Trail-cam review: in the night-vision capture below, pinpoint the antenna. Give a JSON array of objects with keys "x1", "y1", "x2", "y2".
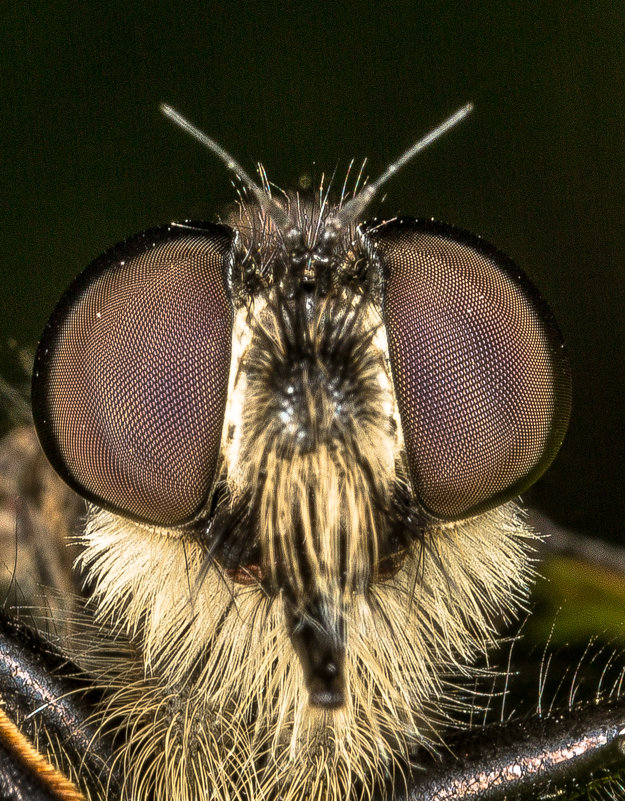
[
  {"x1": 160, "y1": 103, "x2": 303, "y2": 248},
  {"x1": 325, "y1": 102, "x2": 474, "y2": 236},
  {"x1": 160, "y1": 101, "x2": 474, "y2": 263}
]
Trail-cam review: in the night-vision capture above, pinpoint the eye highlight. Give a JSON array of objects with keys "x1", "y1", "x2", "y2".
[
  {"x1": 32, "y1": 222, "x2": 235, "y2": 526},
  {"x1": 367, "y1": 217, "x2": 571, "y2": 520}
]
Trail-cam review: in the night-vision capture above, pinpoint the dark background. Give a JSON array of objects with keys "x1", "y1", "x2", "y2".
[{"x1": 2, "y1": 1, "x2": 624, "y2": 547}]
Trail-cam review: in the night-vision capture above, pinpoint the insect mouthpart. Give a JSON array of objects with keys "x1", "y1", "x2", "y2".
[{"x1": 285, "y1": 596, "x2": 347, "y2": 709}]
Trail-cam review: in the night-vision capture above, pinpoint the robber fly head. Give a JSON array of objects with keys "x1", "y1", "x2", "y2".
[{"x1": 31, "y1": 106, "x2": 571, "y2": 801}]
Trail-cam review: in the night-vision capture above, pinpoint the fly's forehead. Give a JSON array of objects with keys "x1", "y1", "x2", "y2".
[
  {"x1": 222, "y1": 192, "x2": 400, "y2": 599},
  {"x1": 223, "y1": 190, "x2": 365, "y2": 299}
]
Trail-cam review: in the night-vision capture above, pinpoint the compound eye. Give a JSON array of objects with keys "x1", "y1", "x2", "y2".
[
  {"x1": 365, "y1": 218, "x2": 571, "y2": 521},
  {"x1": 32, "y1": 223, "x2": 235, "y2": 527}
]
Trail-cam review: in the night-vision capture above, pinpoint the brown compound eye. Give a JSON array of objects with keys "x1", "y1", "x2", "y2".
[
  {"x1": 32, "y1": 222, "x2": 235, "y2": 527},
  {"x1": 364, "y1": 217, "x2": 572, "y2": 521}
]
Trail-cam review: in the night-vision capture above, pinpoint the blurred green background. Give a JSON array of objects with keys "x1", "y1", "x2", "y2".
[{"x1": 2, "y1": 1, "x2": 624, "y2": 556}]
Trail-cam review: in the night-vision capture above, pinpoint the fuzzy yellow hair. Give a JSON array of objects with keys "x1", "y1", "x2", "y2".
[{"x1": 73, "y1": 265, "x2": 538, "y2": 801}]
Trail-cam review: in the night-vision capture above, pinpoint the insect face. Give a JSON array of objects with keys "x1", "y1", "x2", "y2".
[{"x1": 30, "y1": 108, "x2": 571, "y2": 801}]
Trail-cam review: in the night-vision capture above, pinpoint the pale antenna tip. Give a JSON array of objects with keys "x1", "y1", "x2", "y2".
[{"x1": 159, "y1": 102, "x2": 176, "y2": 120}]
